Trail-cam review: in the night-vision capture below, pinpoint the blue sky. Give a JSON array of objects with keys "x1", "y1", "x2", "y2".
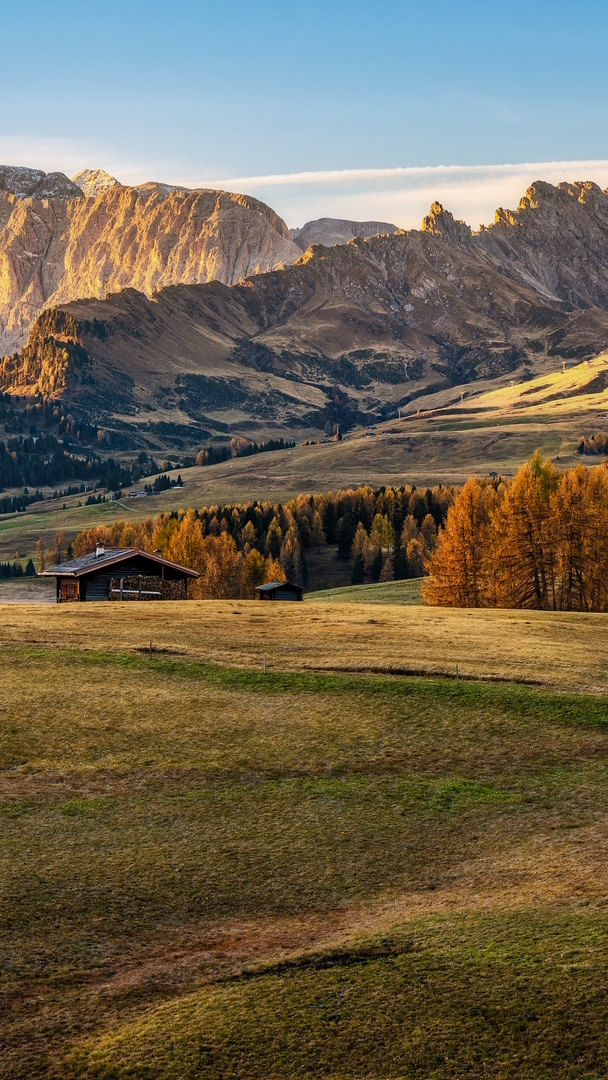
[{"x1": 4, "y1": 0, "x2": 608, "y2": 226}]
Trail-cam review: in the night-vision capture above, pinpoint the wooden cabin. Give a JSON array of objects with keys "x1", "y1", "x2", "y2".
[
  {"x1": 255, "y1": 580, "x2": 304, "y2": 602},
  {"x1": 40, "y1": 545, "x2": 199, "y2": 602}
]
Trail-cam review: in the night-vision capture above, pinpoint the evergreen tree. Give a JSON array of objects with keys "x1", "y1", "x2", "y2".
[
  {"x1": 351, "y1": 554, "x2": 365, "y2": 584},
  {"x1": 370, "y1": 547, "x2": 384, "y2": 582},
  {"x1": 337, "y1": 511, "x2": 355, "y2": 559}
]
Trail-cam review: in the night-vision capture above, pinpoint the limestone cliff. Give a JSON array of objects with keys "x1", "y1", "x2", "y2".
[
  {"x1": 475, "y1": 180, "x2": 608, "y2": 309},
  {"x1": 8, "y1": 176, "x2": 608, "y2": 451},
  {"x1": 0, "y1": 168, "x2": 301, "y2": 353},
  {"x1": 0, "y1": 166, "x2": 83, "y2": 199},
  {"x1": 0, "y1": 164, "x2": 427, "y2": 357},
  {"x1": 71, "y1": 169, "x2": 120, "y2": 198},
  {"x1": 421, "y1": 202, "x2": 472, "y2": 248}
]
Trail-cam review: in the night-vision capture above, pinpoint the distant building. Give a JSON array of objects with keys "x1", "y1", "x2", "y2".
[
  {"x1": 40, "y1": 545, "x2": 199, "y2": 602},
  {"x1": 255, "y1": 580, "x2": 304, "y2": 602}
]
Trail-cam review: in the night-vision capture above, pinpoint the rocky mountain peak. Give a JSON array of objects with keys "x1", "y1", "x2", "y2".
[
  {"x1": 72, "y1": 169, "x2": 120, "y2": 199},
  {"x1": 421, "y1": 201, "x2": 472, "y2": 245},
  {"x1": 495, "y1": 180, "x2": 606, "y2": 223},
  {"x1": 35, "y1": 172, "x2": 84, "y2": 199},
  {"x1": 558, "y1": 179, "x2": 605, "y2": 206},
  {"x1": 0, "y1": 165, "x2": 45, "y2": 197},
  {"x1": 0, "y1": 173, "x2": 301, "y2": 354},
  {"x1": 493, "y1": 206, "x2": 520, "y2": 227},
  {"x1": 0, "y1": 165, "x2": 83, "y2": 200}
]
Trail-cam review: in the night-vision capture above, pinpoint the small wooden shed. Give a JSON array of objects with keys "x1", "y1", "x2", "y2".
[
  {"x1": 40, "y1": 544, "x2": 199, "y2": 602},
  {"x1": 255, "y1": 580, "x2": 304, "y2": 602}
]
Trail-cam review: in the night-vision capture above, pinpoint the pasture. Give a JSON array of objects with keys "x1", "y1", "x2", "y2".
[{"x1": 2, "y1": 601, "x2": 608, "y2": 1078}]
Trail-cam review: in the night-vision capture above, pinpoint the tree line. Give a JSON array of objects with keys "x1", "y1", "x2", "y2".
[
  {"x1": 0, "y1": 433, "x2": 172, "y2": 496},
  {"x1": 194, "y1": 436, "x2": 296, "y2": 467},
  {"x1": 0, "y1": 558, "x2": 35, "y2": 578},
  {"x1": 69, "y1": 483, "x2": 453, "y2": 598},
  {"x1": 424, "y1": 453, "x2": 608, "y2": 611}
]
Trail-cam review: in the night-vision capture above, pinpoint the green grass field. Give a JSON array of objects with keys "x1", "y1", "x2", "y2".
[
  {"x1": 2, "y1": 602, "x2": 608, "y2": 1077},
  {"x1": 307, "y1": 578, "x2": 422, "y2": 604}
]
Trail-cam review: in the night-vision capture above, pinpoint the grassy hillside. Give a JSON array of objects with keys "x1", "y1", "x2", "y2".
[
  {"x1": 0, "y1": 400, "x2": 594, "y2": 569},
  {"x1": 2, "y1": 352, "x2": 608, "y2": 574},
  {"x1": 449, "y1": 352, "x2": 608, "y2": 418},
  {"x1": 2, "y1": 602, "x2": 608, "y2": 1077},
  {"x1": 307, "y1": 578, "x2": 422, "y2": 604}
]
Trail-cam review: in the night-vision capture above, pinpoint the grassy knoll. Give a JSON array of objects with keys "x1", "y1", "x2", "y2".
[
  {"x1": 1, "y1": 603, "x2": 608, "y2": 1077},
  {"x1": 307, "y1": 578, "x2": 422, "y2": 604}
]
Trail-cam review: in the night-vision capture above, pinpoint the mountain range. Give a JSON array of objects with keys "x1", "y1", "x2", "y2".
[
  {"x1": 0, "y1": 165, "x2": 399, "y2": 358},
  {"x1": 3, "y1": 170, "x2": 608, "y2": 451}
]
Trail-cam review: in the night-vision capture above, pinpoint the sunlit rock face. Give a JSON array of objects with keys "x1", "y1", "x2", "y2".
[
  {"x1": 0, "y1": 169, "x2": 302, "y2": 354},
  {"x1": 421, "y1": 202, "x2": 472, "y2": 248},
  {"x1": 0, "y1": 167, "x2": 412, "y2": 355},
  {"x1": 12, "y1": 178, "x2": 608, "y2": 451},
  {"x1": 71, "y1": 169, "x2": 120, "y2": 199},
  {"x1": 421, "y1": 181, "x2": 608, "y2": 308},
  {"x1": 474, "y1": 181, "x2": 608, "y2": 309},
  {"x1": 8, "y1": 174, "x2": 608, "y2": 451}
]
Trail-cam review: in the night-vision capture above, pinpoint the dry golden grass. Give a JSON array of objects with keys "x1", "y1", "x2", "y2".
[
  {"x1": 0, "y1": 599, "x2": 606, "y2": 692},
  {"x1": 450, "y1": 352, "x2": 608, "y2": 418}
]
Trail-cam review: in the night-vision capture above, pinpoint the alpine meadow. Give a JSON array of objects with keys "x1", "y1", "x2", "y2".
[{"x1": 4, "y1": 2, "x2": 608, "y2": 1077}]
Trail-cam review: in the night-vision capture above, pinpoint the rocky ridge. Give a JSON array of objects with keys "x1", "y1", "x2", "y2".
[
  {"x1": 0, "y1": 166, "x2": 407, "y2": 355},
  {"x1": 0, "y1": 173, "x2": 301, "y2": 354},
  {"x1": 71, "y1": 168, "x2": 120, "y2": 199},
  {"x1": 0, "y1": 165, "x2": 83, "y2": 200},
  {"x1": 9, "y1": 179, "x2": 608, "y2": 450}
]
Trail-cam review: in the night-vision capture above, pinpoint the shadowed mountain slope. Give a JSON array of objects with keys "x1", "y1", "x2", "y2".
[{"x1": 289, "y1": 217, "x2": 399, "y2": 249}]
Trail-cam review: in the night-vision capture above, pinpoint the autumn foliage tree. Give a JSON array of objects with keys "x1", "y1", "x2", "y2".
[
  {"x1": 424, "y1": 455, "x2": 608, "y2": 611},
  {"x1": 422, "y1": 478, "x2": 500, "y2": 607},
  {"x1": 67, "y1": 482, "x2": 454, "y2": 599}
]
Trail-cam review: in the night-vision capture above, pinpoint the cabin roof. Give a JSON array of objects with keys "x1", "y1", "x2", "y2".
[
  {"x1": 40, "y1": 548, "x2": 200, "y2": 579},
  {"x1": 255, "y1": 580, "x2": 303, "y2": 592}
]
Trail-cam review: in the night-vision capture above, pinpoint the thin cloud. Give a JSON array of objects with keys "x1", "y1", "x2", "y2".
[
  {"x1": 180, "y1": 160, "x2": 608, "y2": 229},
  {"x1": 187, "y1": 161, "x2": 608, "y2": 190}
]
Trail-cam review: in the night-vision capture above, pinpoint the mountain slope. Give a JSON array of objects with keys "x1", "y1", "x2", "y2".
[
  {"x1": 289, "y1": 217, "x2": 399, "y2": 249},
  {"x1": 0, "y1": 167, "x2": 408, "y2": 357},
  {"x1": 71, "y1": 168, "x2": 120, "y2": 198},
  {"x1": 0, "y1": 170, "x2": 301, "y2": 355},
  {"x1": 9, "y1": 179, "x2": 608, "y2": 451},
  {"x1": 423, "y1": 180, "x2": 608, "y2": 311}
]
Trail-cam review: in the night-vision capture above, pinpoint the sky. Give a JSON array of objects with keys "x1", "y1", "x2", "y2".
[{"x1": 3, "y1": 0, "x2": 608, "y2": 228}]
